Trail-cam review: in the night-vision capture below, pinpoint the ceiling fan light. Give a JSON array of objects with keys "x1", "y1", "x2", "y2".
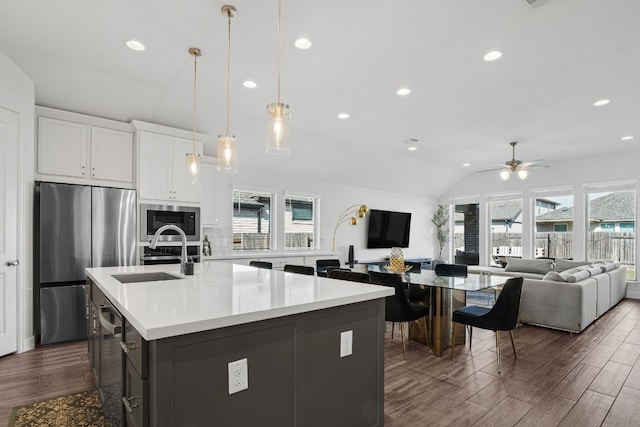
[
  {"x1": 517, "y1": 169, "x2": 528, "y2": 179},
  {"x1": 500, "y1": 170, "x2": 510, "y2": 180}
]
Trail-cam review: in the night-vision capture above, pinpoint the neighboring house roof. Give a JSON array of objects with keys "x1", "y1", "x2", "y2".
[
  {"x1": 536, "y1": 191, "x2": 635, "y2": 223},
  {"x1": 491, "y1": 200, "x2": 522, "y2": 223}
]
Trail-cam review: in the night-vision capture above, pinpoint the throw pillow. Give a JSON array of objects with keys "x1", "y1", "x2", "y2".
[
  {"x1": 566, "y1": 269, "x2": 591, "y2": 283},
  {"x1": 586, "y1": 266, "x2": 604, "y2": 277},
  {"x1": 554, "y1": 258, "x2": 592, "y2": 272},
  {"x1": 543, "y1": 271, "x2": 566, "y2": 282},
  {"x1": 505, "y1": 258, "x2": 554, "y2": 275}
]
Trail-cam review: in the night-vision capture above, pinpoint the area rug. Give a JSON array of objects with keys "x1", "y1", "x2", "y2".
[{"x1": 8, "y1": 389, "x2": 105, "y2": 427}]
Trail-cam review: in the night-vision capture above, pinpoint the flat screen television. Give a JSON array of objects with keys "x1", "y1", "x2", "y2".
[{"x1": 366, "y1": 209, "x2": 411, "y2": 248}]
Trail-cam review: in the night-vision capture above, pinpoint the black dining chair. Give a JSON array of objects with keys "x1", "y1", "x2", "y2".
[
  {"x1": 369, "y1": 271, "x2": 429, "y2": 359},
  {"x1": 249, "y1": 260, "x2": 273, "y2": 270},
  {"x1": 450, "y1": 276, "x2": 524, "y2": 373},
  {"x1": 283, "y1": 264, "x2": 315, "y2": 276},
  {"x1": 434, "y1": 263, "x2": 468, "y2": 277},
  {"x1": 328, "y1": 269, "x2": 370, "y2": 283},
  {"x1": 315, "y1": 259, "x2": 341, "y2": 277},
  {"x1": 405, "y1": 261, "x2": 422, "y2": 273}
]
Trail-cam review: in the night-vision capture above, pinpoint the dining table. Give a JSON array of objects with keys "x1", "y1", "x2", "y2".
[{"x1": 351, "y1": 264, "x2": 506, "y2": 356}]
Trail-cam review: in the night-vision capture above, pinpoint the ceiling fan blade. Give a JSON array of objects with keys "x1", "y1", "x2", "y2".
[
  {"x1": 521, "y1": 164, "x2": 550, "y2": 170},
  {"x1": 519, "y1": 159, "x2": 546, "y2": 167},
  {"x1": 477, "y1": 167, "x2": 507, "y2": 173}
]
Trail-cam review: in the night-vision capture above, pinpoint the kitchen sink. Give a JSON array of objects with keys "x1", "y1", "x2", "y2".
[{"x1": 112, "y1": 272, "x2": 183, "y2": 284}]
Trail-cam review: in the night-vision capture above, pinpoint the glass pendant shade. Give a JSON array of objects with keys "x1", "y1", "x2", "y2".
[
  {"x1": 217, "y1": 134, "x2": 238, "y2": 173},
  {"x1": 266, "y1": 102, "x2": 291, "y2": 154},
  {"x1": 517, "y1": 169, "x2": 528, "y2": 180},
  {"x1": 186, "y1": 152, "x2": 201, "y2": 182},
  {"x1": 500, "y1": 170, "x2": 510, "y2": 180}
]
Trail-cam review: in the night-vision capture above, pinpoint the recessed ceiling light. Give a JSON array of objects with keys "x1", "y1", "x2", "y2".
[
  {"x1": 408, "y1": 146, "x2": 417, "y2": 151},
  {"x1": 462, "y1": 163, "x2": 471, "y2": 167},
  {"x1": 483, "y1": 50, "x2": 502, "y2": 61},
  {"x1": 126, "y1": 40, "x2": 145, "y2": 51},
  {"x1": 396, "y1": 88, "x2": 411, "y2": 96},
  {"x1": 294, "y1": 38, "x2": 312, "y2": 49},
  {"x1": 242, "y1": 80, "x2": 257, "y2": 89},
  {"x1": 593, "y1": 99, "x2": 610, "y2": 106},
  {"x1": 621, "y1": 135, "x2": 634, "y2": 141},
  {"x1": 337, "y1": 113, "x2": 349, "y2": 119}
]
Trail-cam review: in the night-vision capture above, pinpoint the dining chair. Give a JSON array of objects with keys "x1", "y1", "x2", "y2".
[
  {"x1": 369, "y1": 271, "x2": 429, "y2": 359},
  {"x1": 405, "y1": 261, "x2": 422, "y2": 273},
  {"x1": 283, "y1": 264, "x2": 315, "y2": 275},
  {"x1": 316, "y1": 259, "x2": 341, "y2": 277},
  {"x1": 434, "y1": 263, "x2": 468, "y2": 277},
  {"x1": 328, "y1": 269, "x2": 370, "y2": 283},
  {"x1": 449, "y1": 276, "x2": 524, "y2": 373},
  {"x1": 249, "y1": 260, "x2": 273, "y2": 270}
]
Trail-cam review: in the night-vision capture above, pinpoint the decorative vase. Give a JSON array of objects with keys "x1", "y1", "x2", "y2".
[{"x1": 389, "y1": 247, "x2": 405, "y2": 272}]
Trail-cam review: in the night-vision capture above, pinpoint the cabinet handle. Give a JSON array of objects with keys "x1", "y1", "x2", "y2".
[
  {"x1": 122, "y1": 396, "x2": 140, "y2": 413},
  {"x1": 120, "y1": 340, "x2": 139, "y2": 354}
]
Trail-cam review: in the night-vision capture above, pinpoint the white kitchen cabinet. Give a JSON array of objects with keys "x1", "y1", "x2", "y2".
[
  {"x1": 37, "y1": 117, "x2": 88, "y2": 178},
  {"x1": 90, "y1": 127, "x2": 133, "y2": 182},
  {"x1": 37, "y1": 112, "x2": 133, "y2": 185},
  {"x1": 138, "y1": 131, "x2": 202, "y2": 203}
]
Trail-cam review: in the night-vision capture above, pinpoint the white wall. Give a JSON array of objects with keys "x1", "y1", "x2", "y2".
[
  {"x1": 440, "y1": 147, "x2": 640, "y2": 296},
  {"x1": 210, "y1": 162, "x2": 439, "y2": 263},
  {"x1": 0, "y1": 49, "x2": 35, "y2": 352}
]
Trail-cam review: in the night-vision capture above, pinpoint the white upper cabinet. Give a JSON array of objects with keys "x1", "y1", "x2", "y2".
[
  {"x1": 36, "y1": 108, "x2": 134, "y2": 186},
  {"x1": 138, "y1": 131, "x2": 202, "y2": 203},
  {"x1": 37, "y1": 117, "x2": 88, "y2": 178},
  {"x1": 90, "y1": 127, "x2": 133, "y2": 182}
]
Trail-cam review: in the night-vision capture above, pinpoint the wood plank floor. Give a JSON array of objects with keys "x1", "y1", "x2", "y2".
[
  {"x1": 384, "y1": 298, "x2": 640, "y2": 426},
  {"x1": 1, "y1": 299, "x2": 639, "y2": 426}
]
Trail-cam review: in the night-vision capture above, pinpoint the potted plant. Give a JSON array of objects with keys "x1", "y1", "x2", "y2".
[{"x1": 431, "y1": 204, "x2": 449, "y2": 264}]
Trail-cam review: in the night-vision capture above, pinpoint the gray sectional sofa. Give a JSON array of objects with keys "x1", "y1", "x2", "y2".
[{"x1": 468, "y1": 258, "x2": 627, "y2": 333}]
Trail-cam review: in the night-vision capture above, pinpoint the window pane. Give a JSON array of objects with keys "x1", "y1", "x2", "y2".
[
  {"x1": 587, "y1": 190, "x2": 636, "y2": 280},
  {"x1": 285, "y1": 194, "x2": 316, "y2": 249},
  {"x1": 534, "y1": 195, "x2": 573, "y2": 259},
  {"x1": 233, "y1": 189, "x2": 273, "y2": 251},
  {"x1": 490, "y1": 198, "x2": 522, "y2": 266}
]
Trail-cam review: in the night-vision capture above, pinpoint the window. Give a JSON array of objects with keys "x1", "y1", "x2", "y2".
[
  {"x1": 534, "y1": 193, "x2": 573, "y2": 259},
  {"x1": 587, "y1": 188, "x2": 636, "y2": 280},
  {"x1": 285, "y1": 194, "x2": 317, "y2": 249},
  {"x1": 232, "y1": 189, "x2": 274, "y2": 251},
  {"x1": 489, "y1": 198, "x2": 523, "y2": 266}
]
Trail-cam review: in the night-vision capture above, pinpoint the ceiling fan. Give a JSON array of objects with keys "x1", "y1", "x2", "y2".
[{"x1": 482, "y1": 141, "x2": 549, "y2": 180}]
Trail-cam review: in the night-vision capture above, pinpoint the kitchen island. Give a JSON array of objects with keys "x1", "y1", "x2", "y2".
[{"x1": 86, "y1": 262, "x2": 393, "y2": 427}]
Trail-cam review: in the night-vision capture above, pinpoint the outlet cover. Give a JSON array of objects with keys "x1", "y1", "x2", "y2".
[
  {"x1": 228, "y1": 358, "x2": 248, "y2": 394},
  {"x1": 340, "y1": 330, "x2": 353, "y2": 358}
]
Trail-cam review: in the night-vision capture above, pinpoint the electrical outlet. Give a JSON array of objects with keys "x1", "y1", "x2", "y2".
[
  {"x1": 228, "y1": 358, "x2": 248, "y2": 394},
  {"x1": 340, "y1": 330, "x2": 353, "y2": 358}
]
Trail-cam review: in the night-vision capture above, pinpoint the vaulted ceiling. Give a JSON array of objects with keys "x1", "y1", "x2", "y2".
[{"x1": 1, "y1": 0, "x2": 639, "y2": 197}]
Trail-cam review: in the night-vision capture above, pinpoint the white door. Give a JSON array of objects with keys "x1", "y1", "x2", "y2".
[{"x1": 0, "y1": 107, "x2": 18, "y2": 356}]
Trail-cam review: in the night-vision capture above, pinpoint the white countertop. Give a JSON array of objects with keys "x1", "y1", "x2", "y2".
[{"x1": 85, "y1": 262, "x2": 393, "y2": 341}]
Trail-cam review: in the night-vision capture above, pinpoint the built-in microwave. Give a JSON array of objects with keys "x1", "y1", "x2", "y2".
[{"x1": 140, "y1": 204, "x2": 200, "y2": 242}]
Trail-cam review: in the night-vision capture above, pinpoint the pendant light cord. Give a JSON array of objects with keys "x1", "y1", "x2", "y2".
[
  {"x1": 226, "y1": 9, "x2": 232, "y2": 136},
  {"x1": 192, "y1": 52, "x2": 198, "y2": 153},
  {"x1": 276, "y1": 0, "x2": 281, "y2": 106}
]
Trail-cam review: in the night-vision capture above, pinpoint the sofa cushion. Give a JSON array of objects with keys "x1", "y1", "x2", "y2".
[
  {"x1": 505, "y1": 258, "x2": 554, "y2": 275},
  {"x1": 554, "y1": 259, "x2": 592, "y2": 272}
]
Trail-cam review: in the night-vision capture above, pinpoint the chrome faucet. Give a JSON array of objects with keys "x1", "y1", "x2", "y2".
[{"x1": 150, "y1": 225, "x2": 188, "y2": 275}]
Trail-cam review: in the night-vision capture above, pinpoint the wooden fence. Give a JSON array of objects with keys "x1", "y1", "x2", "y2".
[{"x1": 455, "y1": 232, "x2": 635, "y2": 265}]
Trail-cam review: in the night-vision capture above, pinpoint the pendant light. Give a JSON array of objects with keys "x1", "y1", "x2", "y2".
[
  {"x1": 266, "y1": 0, "x2": 291, "y2": 155},
  {"x1": 186, "y1": 47, "x2": 202, "y2": 182},
  {"x1": 217, "y1": 5, "x2": 238, "y2": 173}
]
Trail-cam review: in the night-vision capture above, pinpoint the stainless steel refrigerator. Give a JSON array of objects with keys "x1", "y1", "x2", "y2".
[{"x1": 34, "y1": 182, "x2": 136, "y2": 345}]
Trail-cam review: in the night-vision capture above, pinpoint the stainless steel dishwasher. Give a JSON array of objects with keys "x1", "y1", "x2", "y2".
[{"x1": 98, "y1": 299, "x2": 123, "y2": 427}]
